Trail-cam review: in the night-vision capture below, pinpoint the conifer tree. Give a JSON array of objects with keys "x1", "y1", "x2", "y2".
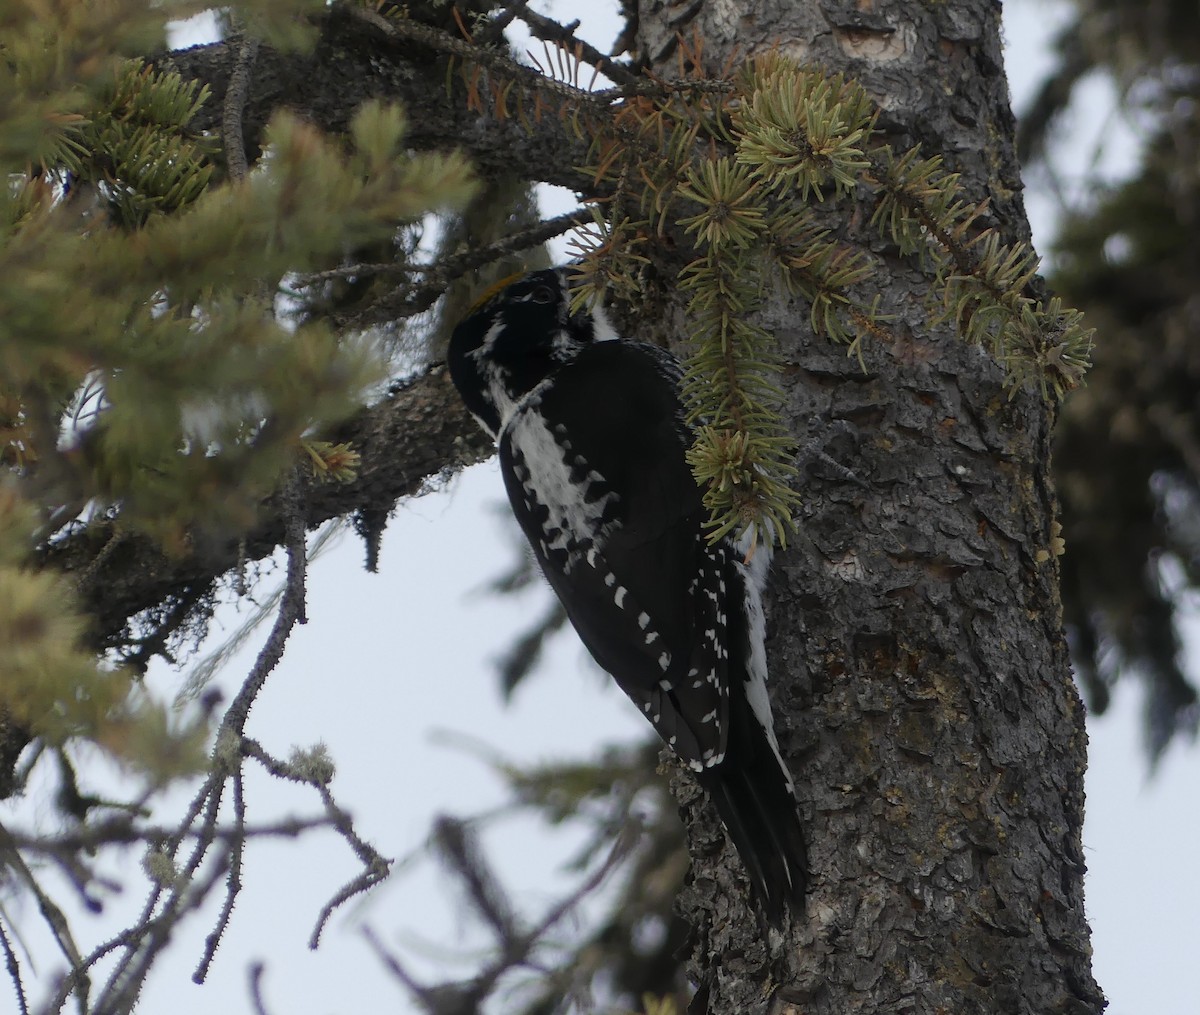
[
  {"x1": 1, "y1": 3, "x2": 1108, "y2": 1014},
  {"x1": 1021, "y1": 0, "x2": 1200, "y2": 760}
]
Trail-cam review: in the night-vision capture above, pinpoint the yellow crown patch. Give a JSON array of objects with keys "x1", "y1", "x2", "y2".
[{"x1": 466, "y1": 272, "x2": 527, "y2": 315}]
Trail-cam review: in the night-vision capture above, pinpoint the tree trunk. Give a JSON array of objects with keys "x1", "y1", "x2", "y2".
[{"x1": 632, "y1": 2, "x2": 1106, "y2": 1012}]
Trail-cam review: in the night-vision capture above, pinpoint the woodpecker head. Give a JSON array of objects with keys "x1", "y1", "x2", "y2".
[{"x1": 448, "y1": 268, "x2": 617, "y2": 437}]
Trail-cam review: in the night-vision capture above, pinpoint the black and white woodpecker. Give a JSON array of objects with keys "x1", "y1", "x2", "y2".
[{"x1": 447, "y1": 267, "x2": 806, "y2": 923}]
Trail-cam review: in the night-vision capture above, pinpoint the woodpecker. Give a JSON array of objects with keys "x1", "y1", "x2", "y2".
[{"x1": 447, "y1": 268, "x2": 806, "y2": 922}]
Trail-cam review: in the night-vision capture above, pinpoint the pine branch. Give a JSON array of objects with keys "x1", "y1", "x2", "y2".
[{"x1": 41, "y1": 366, "x2": 492, "y2": 654}]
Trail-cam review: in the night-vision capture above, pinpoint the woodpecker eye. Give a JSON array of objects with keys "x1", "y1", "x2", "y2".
[{"x1": 529, "y1": 285, "x2": 555, "y2": 305}]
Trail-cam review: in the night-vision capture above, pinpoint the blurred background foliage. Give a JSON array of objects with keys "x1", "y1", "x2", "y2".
[{"x1": 1020, "y1": 0, "x2": 1200, "y2": 760}]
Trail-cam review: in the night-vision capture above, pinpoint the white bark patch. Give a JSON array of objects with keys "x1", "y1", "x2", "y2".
[
  {"x1": 834, "y1": 23, "x2": 912, "y2": 64},
  {"x1": 829, "y1": 550, "x2": 867, "y2": 582}
]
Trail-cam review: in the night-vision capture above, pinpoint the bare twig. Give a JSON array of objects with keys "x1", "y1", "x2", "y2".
[
  {"x1": 221, "y1": 470, "x2": 310, "y2": 737},
  {"x1": 433, "y1": 816, "x2": 518, "y2": 943},
  {"x1": 248, "y1": 962, "x2": 273, "y2": 1015},
  {"x1": 0, "y1": 915, "x2": 30, "y2": 1015},
  {"x1": 235, "y1": 736, "x2": 392, "y2": 950},
  {"x1": 6, "y1": 816, "x2": 335, "y2": 854},
  {"x1": 292, "y1": 209, "x2": 586, "y2": 330},
  {"x1": 193, "y1": 768, "x2": 246, "y2": 984},
  {"x1": 82, "y1": 785, "x2": 225, "y2": 1011},
  {"x1": 350, "y1": 4, "x2": 727, "y2": 105},
  {"x1": 516, "y1": 6, "x2": 642, "y2": 88},
  {"x1": 307, "y1": 777, "x2": 391, "y2": 948},
  {"x1": 84, "y1": 851, "x2": 233, "y2": 1015},
  {"x1": 360, "y1": 926, "x2": 427, "y2": 998},
  {"x1": 45, "y1": 472, "x2": 318, "y2": 1013},
  {"x1": 475, "y1": 0, "x2": 532, "y2": 47},
  {"x1": 348, "y1": 6, "x2": 603, "y2": 107},
  {"x1": 298, "y1": 210, "x2": 584, "y2": 289},
  {"x1": 0, "y1": 827, "x2": 87, "y2": 1004},
  {"x1": 364, "y1": 825, "x2": 633, "y2": 1014}
]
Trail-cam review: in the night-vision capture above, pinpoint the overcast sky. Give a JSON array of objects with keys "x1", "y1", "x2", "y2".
[{"x1": 12, "y1": 3, "x2": 1197, "y2": 1015}]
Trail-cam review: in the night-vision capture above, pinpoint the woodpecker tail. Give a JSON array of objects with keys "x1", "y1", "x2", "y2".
[{"x1": 696, "y1": 690, "x2": 807, "y2": 925}]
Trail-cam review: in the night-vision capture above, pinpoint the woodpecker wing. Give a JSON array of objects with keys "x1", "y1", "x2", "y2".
[{"x1": 498, "y1": 341, "x2": 731, "y2": 770}]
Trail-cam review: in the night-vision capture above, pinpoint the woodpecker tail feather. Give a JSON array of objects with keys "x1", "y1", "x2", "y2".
[{"x1": 697, "y1": 694, "x2": 807, "y2": 925}]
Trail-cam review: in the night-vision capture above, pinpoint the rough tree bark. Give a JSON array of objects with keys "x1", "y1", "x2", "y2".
[
  {"x1": 632, "y1": 2, "x2": 1104, "y2": 1013},
  {"x1": 6, "y1": 2, "x2": 1105, "y2": 1012}
]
